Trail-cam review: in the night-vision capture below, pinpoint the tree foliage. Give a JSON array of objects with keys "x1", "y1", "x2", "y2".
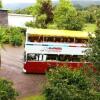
[
  {"x1": 43, "y1": 67, "x2": 99, "y2": 100},
  {"x1": 15, "y1": 5, "x2": 36, "y2": 15},
  {"x1": 0, "y1": 78, "x2": 18, "y2": 100},
  {"x1": 54, "y1": 0, "x2": 84, "y2": 30},
  {"x1": 83, "y1": 28, "x2": 100, "y2": 93},
  {"x1": 0, "y1": 26, "x2": 24, "y2": 46},
  {"x1": 96, "y1": 19, "x2": 100, "y2": 28},
  {"x1": 33, "y1": 0, "x2": 54, "y2": 28},
  {"x1": 85, "y1": 29, "x2": 100, "y2": 75},
  {"x1": 9, "y1": 27, "x2": 23, "y2": 46},
  {"x1": 0, "y1": 0, "x2": 2, "y2": 8},
  {"x1": 25, "y1": 0, "x2": 54, "y2": 28},
  {"x1": 82, "y1": 5, "x2": 100, "y2": 23}
]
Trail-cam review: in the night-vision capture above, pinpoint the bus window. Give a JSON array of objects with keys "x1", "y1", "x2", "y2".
[
  {"x1": 28, "y1": 36, "x2": 38, "y2": 42},
  {"x1": 58, "y1": 55, "x2": 66, "y2": 61},
  {"x1": 45, "y1": 37, "x2": 49, "y2": 42},
  {"x1": 60, "y1": 38, "x2": 64, "y2": 42},
  {"x1": 81, "y1": 39, "x2": 88, "y2": 43},
  {"x1": 27, "y1": 53, "x2": 39, "y2": 61},
  {"x1": 47, "y1": 37, "x2": 53, "y2": 42},
  {"x1": 75, "y1": 39, "x2": 88, "y2": 43},
  {"x1": 43, "y1": 55, "x2": 47, "y2": 61},
  {"x1": 56, "y1": 37, "x2": 60, "y2": 42},
  {"x1": 72, "y1": 55, "x2": 81, "y2": 62},
  {"x1": 53, "y1": 37, "x2": 56, "y2": 42},
  {"x1": 28, "y1": 36, "x2": 33, "y2": 42},
  {"x1": 63, "y1": 38, "x2": 67, "y2": 42},
  {"x1": 68, "y1": 55, "x2": 81, "y2": 62},
  {"x1": 38, "y1": 54, "x2": 47, "y2": 61},
  {"x1": 46, "y1": 54, "x2": 58, "y2": 61},
  {"x1": 66, "y1": 38, "x2": 74, "y2": 43},
  {"x1": 38, "y1": 36, "x2": 43, "y2": 42}
]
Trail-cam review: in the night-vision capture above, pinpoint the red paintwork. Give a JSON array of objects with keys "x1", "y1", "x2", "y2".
[{"x1": 24, "y1": 61, "x2": 95, "y2": 74}]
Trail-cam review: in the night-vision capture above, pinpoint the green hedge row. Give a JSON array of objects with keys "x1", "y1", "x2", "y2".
[{"x1": 0, "y1": 26, "x2": 25, "y2": 46}]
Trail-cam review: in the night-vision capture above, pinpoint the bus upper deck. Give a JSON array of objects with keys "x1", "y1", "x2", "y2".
[{"x1": 26, "y1": 28, "x2": 95, "y2": 43}]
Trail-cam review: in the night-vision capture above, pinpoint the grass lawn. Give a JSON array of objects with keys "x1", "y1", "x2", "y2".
[
  {"x1": 83, "y1": 23, "x2": 97, "y2": 32},
  {"x1": 20, "y1": 95, "x2": 45, "y2": 100}
]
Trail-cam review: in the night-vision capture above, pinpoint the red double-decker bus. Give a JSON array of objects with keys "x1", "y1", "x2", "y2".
[{"x1": 23, "y1": 28, "x2": 95, "y2": 73}]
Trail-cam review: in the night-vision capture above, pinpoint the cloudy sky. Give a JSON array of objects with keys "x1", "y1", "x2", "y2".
[
  {"x1": 2, "y1": 0, "x2": 36, "y2": 4},
  {"x1": 2, "y1": 0, "x2": 98, "y2": 4},
  {"x1": 2, "y1": 0, "x2": 36, "y2": 10},
  {"x1": 2, "y1": 0, "x2": 58, "y2": 4},
  {"x1": 2, "y1": 0, "x2": 58, "y2": 10},
  {"x1": 2, "y1": 0, "x2": 99, "y2": 10}
]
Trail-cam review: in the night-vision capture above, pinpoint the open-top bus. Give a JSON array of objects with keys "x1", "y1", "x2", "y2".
[{"x1": 23, "y1": 28, "x2": 95, "y2": 73}]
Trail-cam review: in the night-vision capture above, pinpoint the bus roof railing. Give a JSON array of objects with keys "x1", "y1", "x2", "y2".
[{"x1": 26, "y1": 28, "x2": 95, "y2": 39}]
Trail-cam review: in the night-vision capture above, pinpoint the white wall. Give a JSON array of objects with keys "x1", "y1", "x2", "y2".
[{"x1": 8, "y1": 13, "x2": 35, "y2": 28}]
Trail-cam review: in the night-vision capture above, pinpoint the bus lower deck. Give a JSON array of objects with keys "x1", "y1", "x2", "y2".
[{"x1": 23, "y1": 53, "x2": 94, "y2": 73}]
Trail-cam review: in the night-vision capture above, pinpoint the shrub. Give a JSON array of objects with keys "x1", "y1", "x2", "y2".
[
  {"x1": 0, "y1": 26, "x2": 9, "y2": 44},
  {"x1": 9, "y1": 27, "x2": 23, "y2": 46},
  {"x1": 0, "y1": 26, "x2": 24, "y2": 46},
  {"x1": 1, "y1": 33, "x2": 9, "y2": 44},
  {"x1": 25, "y1": 21, "x2": 36, "y2": 28},
  {"x1": 43, "y1": 67, "x2": 99, "y2": 100},
  {"x1": 0, "y1": 78, "x2": 18, "y2": 100},
  {"x1": 10, "y1": 34, "x2": 23, "y2": 46}
]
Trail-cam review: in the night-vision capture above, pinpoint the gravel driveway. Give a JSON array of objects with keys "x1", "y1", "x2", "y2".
[{"x1": 0, "y1": 45, "x2": 46, "y2": 98}]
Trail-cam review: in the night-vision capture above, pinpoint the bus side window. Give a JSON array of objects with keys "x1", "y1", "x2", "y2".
[
  {"x1": 27, "y1": 54, "x2": 39, "y2": 61},
  {"x1": 43, "y1": 55, "x2": 47, "y2": 61},
  {"x1": 46, "y1": 54, "x2": 58, "y2": 61},
  {"x1": 60, "y1": 38, "x2": 63, "y2": 42},
  {"x1": 39, "y1": 55, "x2": 43, "y2": 61},
  {"x1": 58, "y1": 55, "x2": 66, "y2": 61},
  {"x1": 67, "y1": 38, "x2": 70, "y2": 43}
]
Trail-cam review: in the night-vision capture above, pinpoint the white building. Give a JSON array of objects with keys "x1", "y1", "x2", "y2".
[{"x1": 8, "y1": 13, "x2": 35, "y2": 28}]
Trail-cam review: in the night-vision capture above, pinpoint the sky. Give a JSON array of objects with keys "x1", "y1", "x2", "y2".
[
  {"x1": 2, "y1": 0, "x2": 98, "y2": 3},
  {"x1": 2, "y1": 0, "x2": 36, "y2": 10},
  {"x1": 2, "y1": 0, "x2": 58, "y2": 10},
  {"x1": 2, "y1": 0, "x2": 100, "y2": 10},
  {"x1": 2, "y1": 0, "x2": 58, "y2": 4},
  {"x1": 2, "y1": 0, "x2": 36, "y2": 4},
  {"x1": 2, "y1": 0, "x2": 99, "y2": 4}
]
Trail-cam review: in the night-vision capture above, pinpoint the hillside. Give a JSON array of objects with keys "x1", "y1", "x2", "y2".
[{"x1": 71, "y1": 0, "x2": 100, "y2": 7}]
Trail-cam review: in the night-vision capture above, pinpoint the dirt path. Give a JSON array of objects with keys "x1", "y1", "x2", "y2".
[{"x1": 0, "y1": 45, "x2": 46, "y2": 98}]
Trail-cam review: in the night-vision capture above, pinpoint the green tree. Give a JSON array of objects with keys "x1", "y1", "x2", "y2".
[
  {"x1": 84, "y1": 12, "x2": 96, "y2": 23},
  {"x1": 27, "y1": 0, "x2": 54, "y2": 28},
  {"x1": 84, "y1": 29, "x2": 100, "y2": 94},
  {"x1": 43, "y1": 67, "x2": 99, "y2": 100},
  {"x1": 15, "y1": 5, "x2": 36, "y2": 15},
  {"x1": 0, "y1": 0, "x2": 2, "y2": 8},
  {"x1": 0, "y1": 78, "x2": 18, "y2": 100},
  {"x1": 85, "y1": 29, "x2": 100, "y2": 75},
  {"x1": 96, "y1": 19, "x2": 100, "y2": 28},
  {"x1": 54, "y1": 0, "x2": 84, "y2": 30},
  {"x1": 83, "y1": 5, "x2": 100, "y2": 23}
]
